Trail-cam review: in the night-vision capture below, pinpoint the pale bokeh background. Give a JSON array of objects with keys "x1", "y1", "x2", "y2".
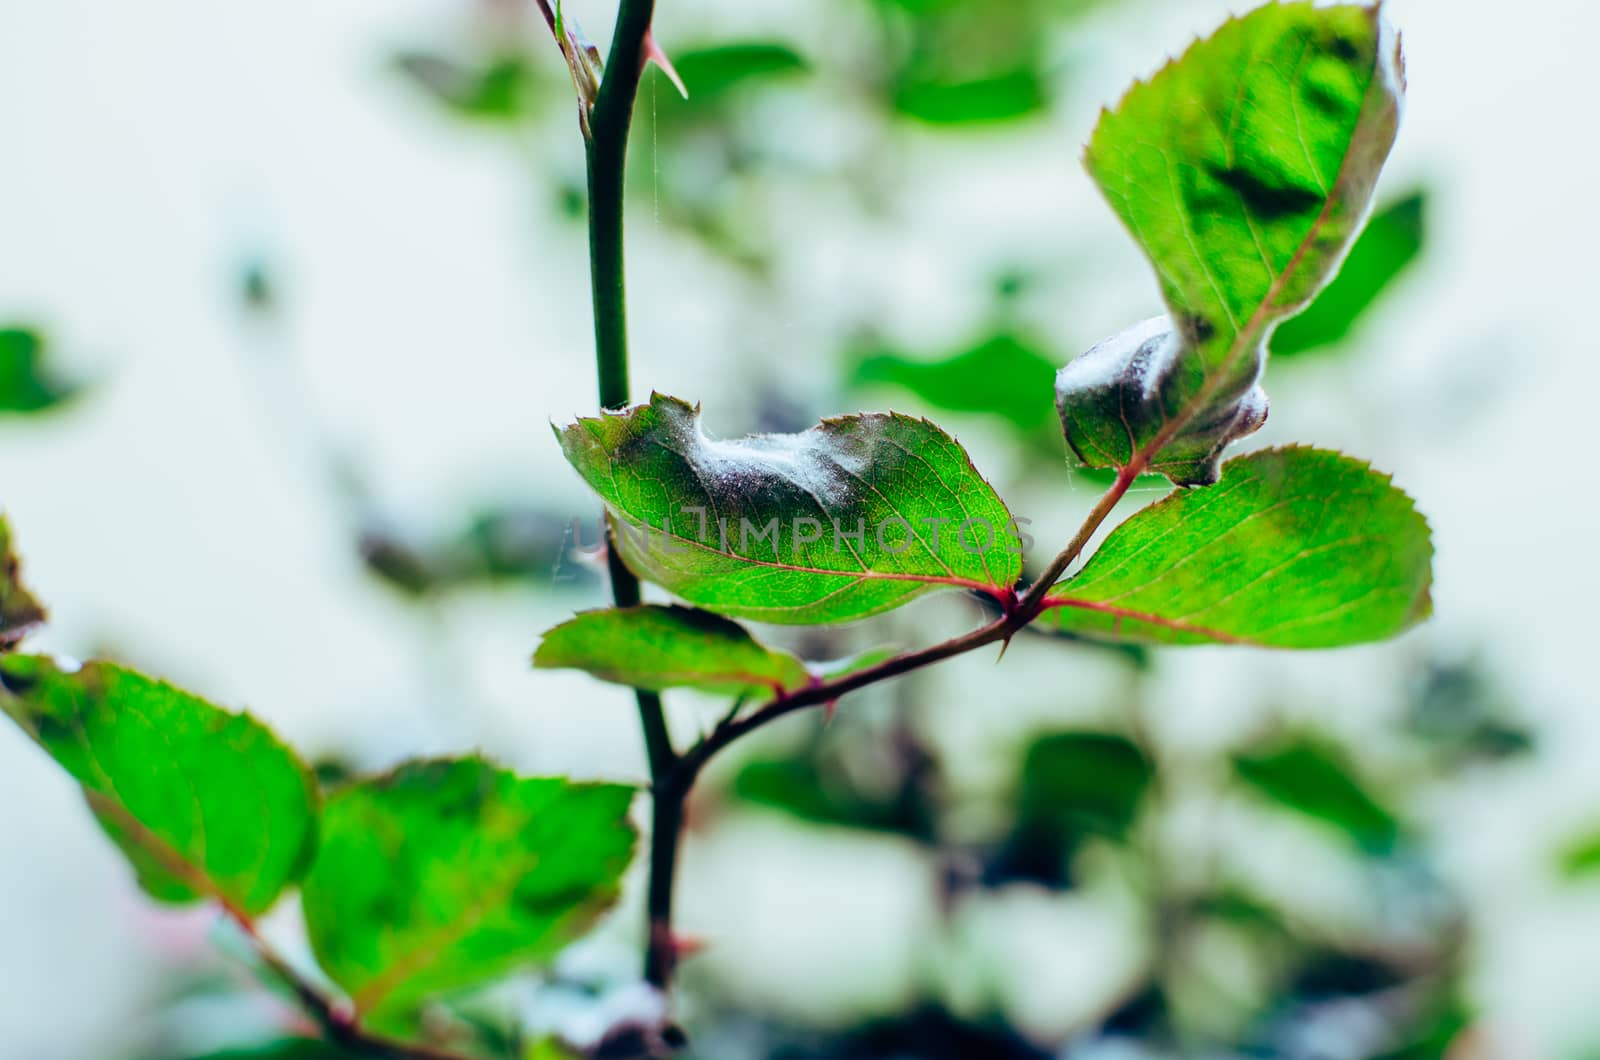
[{"x1": 2, "y1": 0, "x2": 1597, "y2": 1056}]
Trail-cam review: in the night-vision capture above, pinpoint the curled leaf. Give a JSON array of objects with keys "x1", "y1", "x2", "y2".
[
  {"x1": 1061, "y1": 3, "x2": 1404, "y2": 485},
  {"x1": 556, "y1": 394, "x2": 1023, "y2": 624},
  {"x1": 1056, "y1": 315, "x2": 1270, "y2": 486}
]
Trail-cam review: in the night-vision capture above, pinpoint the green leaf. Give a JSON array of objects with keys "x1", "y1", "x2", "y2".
[
  {"x1": 893, "y1": 66, "x2": 1047, "y2": 125},
  {"x1": 851, "y1": 332, "x2": 1059, "y2": 434},
  {"x1": 1016, "y1": 731, "x2": 1151, "y2": 839},
  {"x1": 1273, "y1": 189, "x2": 1426, "y2": 356},
  {"x1": 0, "y1": 513, "x2": 45, "y2": 650},
  {"x1": 1043, "y1": 447, "x2": 1432, "y2": 648},
  {"x1": 183, "y1": 1042, "x2": 356, "y2": 1060},
  {"x1": 731, "y1": 754, "x2": 935, "y2": 838},
  {"x1": 1, "y1": 326, "x2": 79, "y2": 414},
  {"x1": 670, "y1": 42, "x2": 807, "y2": 99},
  {"x1": 1557, "y1": 830, "x2": 1600, "y2": 879},
  {"x1": 1232, "y1": 737, "x2": 1399, "y2": 851},
  {"x1": 0, "y1": 657, "x2": 319, "y2": 915},
  {"x1": 301, "y1": 757, "x2": 635, "y2": 1025},
  {"x1": 392, "y1": 52, "x2": 539, "y2": 121},
  {"x1": 535, "y1": 604, "x2": 811, "y2": 697},
  {"x1": 555, "y1": 393, "x2": 1023, "y2": 624},
  {"x1": 1059, "y1": 2, "x2": 1403, "y2": 485},
  {"x1": 989, "y1": 731, "x2": 1152, "y2": 887}
]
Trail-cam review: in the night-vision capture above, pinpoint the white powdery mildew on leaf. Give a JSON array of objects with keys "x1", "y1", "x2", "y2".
[
  {"x1": 558, "y1": 394, "x2": 1023, "y2": 624},
  {"x1": 1059, "y1": 3, "x2": 1403, "y2": 486}
]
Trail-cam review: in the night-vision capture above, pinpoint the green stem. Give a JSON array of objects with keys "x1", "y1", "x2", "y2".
[{"x1": 581, "y1": 0, "x2": 683, "y2": 990}]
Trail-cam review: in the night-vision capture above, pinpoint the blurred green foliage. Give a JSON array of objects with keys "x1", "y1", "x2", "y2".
[
  {"x1": 989, "y1": 730, "x2": 1151, "y2": 886},
  {"x1": 0, "y1": 326, "x2": 80, "y2": 414},
  {"x1": 1274, "y1": 190, "x2": 1428, "y2": 357},
  {"x1": 850, "y1": 332, "x2": 1059, "y2": 435},
  {"x1": 671, "y1": 44, "x2": 808, "y2": 100},
  {"x1": 1232, "y1": 737, "x2": 1401, "y2": 853},
  {"x1": 393, "y1": 51, "x2": 545, "y2": 122}
]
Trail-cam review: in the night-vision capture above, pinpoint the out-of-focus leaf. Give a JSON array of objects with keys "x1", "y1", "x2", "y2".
[
  {"x1": 301, "y1": 757, "x2": 634, "y2": 1030},
  {"x1": 1557, "y1": 830, "x2": 1600, "y2": 879},
  {"x1": 893, "y1": 66, "x2": 1047, "y2": 125},
  {"x1": 1407, "y1": 657, "x2": 1533, "y2": 766},
  {"x1": 185, "y1": 1041, "x2": 356, "y2": 1059},
  {"x1": 393, "y1": 51, "x2": 539, "y2": 121},
  {"x1": 1233, "y1": 738, "x2": 1399, "y2": 851},
  {"x1": 850, "y1": 333, "x2": 1059, "y2": 433},
  {"x1": 0, "y1": 513, "x2": 45, "y2": 650},
  {"x1": 829, "y1": 1004, "x2": 1053, "y2": 1060},
  {"x1": 556, "y1": 393, "x2": 1022, "y2": 624},
  {"x1": 1250, "y1": 952, "x2": 1465, "y2": 1059},
  {"x1": 0, "y1": 657, "x2": 320, "y2": 915},
  {"x1": 670, "y1": 43, "x2": 807, "y2": 99},
  {"x1": 239, "y1": 259, "x2": 278, "y2": 314},
  {"x1": 525, "y1": 1039, "x2": 582, "y2": 1060},
  {"x1": 1061, "y1": 3, "x2": 1402, "y2": 485},
  {"x1": 989, "y1": 731, "x2": 1152, "y2": 887},
  {"x1": 1190, "y1": 886, "x2": 1291, "y2": 940},
  {"x1": 359, "y1": 505, "x2": 590, "y2": 597},
  {"x1": 0, "y1": 327, "x2": 79, "y2": 414},
  {"x1": 535, "y1": 604, "x2": 812, "y2": 697},
  {"x1": 1273, "y1": 190, "x2": 1427, "y2": 357},
  {"x1": 1365, "y1": 995, "x2": 1471, "y2": 1060},
  {"x1": 1043, "y1": 447, "x2": 1433, "y2": 648},
  {"x1": 732, "y1": 753, "x2": 935, "y2": 839},
  {"x1": 1103, "y1": 983, "x2": 1170, "y2": 1039}
]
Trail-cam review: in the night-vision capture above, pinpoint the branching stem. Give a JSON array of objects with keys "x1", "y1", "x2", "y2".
[
  {"x1": 660, "y1": 463, "x2": 1143, "y2": 796},
  {"x1": 568, "y1": 0, "x2": 1151, "y2": 1001},
  {"x1": 227, "y1": 908, "x2": 481, "y2": 1060}
]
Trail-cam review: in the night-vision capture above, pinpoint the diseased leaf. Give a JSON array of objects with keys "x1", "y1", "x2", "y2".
[
  {"x1": 301, "y1": 758, "x2": 634, "y2": 1026},
  {"x1": 1, "y1": 513, "x2": 45, "y2": 650},
  {"x1": 0, "y1": 657, "x2": 319, "y2": 915},
  {"x1": 1057, "y1": 315, "x2": 1271, "y2": 486},
  {"x1": 556, "y1": 393, "x2": 1023, "y2": 624},
  {"x1": 670, "y1": 43, "x2": 807, "y2": 99},
  {"x1": 1233, "y1": 738, "x2": 1399, "y2": 851},
  {"x1": 1, "y1": 327, "x2": 80, "y2": 414},
  {"x1": 851, "y1": 332, "x2": 1059, "y2": 434},
  {"x1": 1043, "y1": 447, "x2": 1432, "y2": 648},
  {"x1": 1273, "y1": 189, "x2": 1426, "y2": 357},
  {"x1": 1060, "y1": 3, "x2": 1403, "y2": 484},
  {"x1": 535, "y1": 604, "x2": 811, "y2": 697}
]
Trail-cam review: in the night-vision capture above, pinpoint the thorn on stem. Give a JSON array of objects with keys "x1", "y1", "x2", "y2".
[{"x1": 642, "y1": 30, "x2": 688, "y2": 99}]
